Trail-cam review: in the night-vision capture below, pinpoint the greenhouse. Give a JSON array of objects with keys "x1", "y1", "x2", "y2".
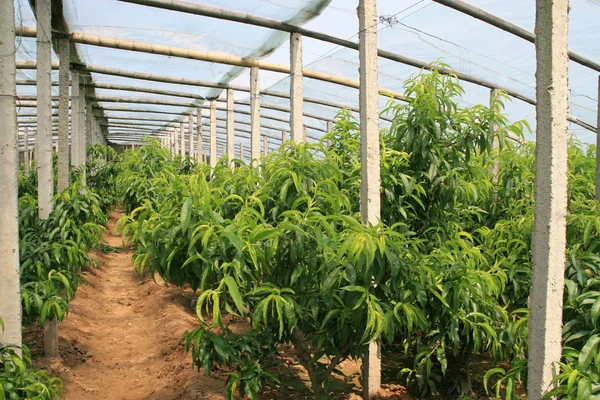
[{"x1": 0, "y1": 0, "x2": 599, "y2": 398}]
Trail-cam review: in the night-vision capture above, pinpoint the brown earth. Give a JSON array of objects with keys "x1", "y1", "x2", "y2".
[{"x1": 26, "y1": 209, "x2": 412, "y2": 399}]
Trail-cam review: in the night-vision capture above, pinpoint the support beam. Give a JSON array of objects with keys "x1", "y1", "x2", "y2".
[
  {"x1": 36, "y1": 0, "x2": 58, "y2": 358},
  {"x1": 359, "y1": 0, "x2": 381, "y2": 397},
  {"x1": 489, "y1": 89, "x2": 500, "y2": 183},
  {"x1": 210, "y1": 100, "x2": 217, "y2": 168},
  {"x1": 57, "y1": 38, "x2": 70, "y2": 191},
  {"x1": 85, "y1": 101, "x2": 93, "y2": 149},
  {"x1": 596, "y1": 77, "x2": 600, "y2": 201},
  {"x1": 432, "y1": 0, "x2": 600, "y2": 73},
  {"x1": 37, "y1": 0, "x2": 54, "y2": 220},
  {"x1": 71, "y1": 71, "x2": 82, "y2": 169},
  {"x1": 263, "y1": 135, "x2": 268, "y2": 157},
  {"x1": 180, "y1": 121, "x2": 185, "y2": 157},
  {"x1": 60, "y1": 31, "x2": 406, "y2": 100},
  {"x1": 196, "y1": 107, "x2": 202, "y2": 162},
  {"x1": 528, "y1": 0, "x2": 569, "y2": 398},
  {"x1": 72, "y1": 64, "x2": 364, "y2": 122},
  {"x1": 89, "y1": 83, "x2": 329, "y2": 132},
  {"x1": 24, "y1": 127, "x2": 30, "y2": 175},
  {"x1": 79, "y1": 78, "x2": 87, "y2": 165},
  {"x1": 174, "y1": 125, "x2": 180, "y2": 155},
  {"x1": 188, "y1": 113, "x2": 194, "y2": 157},
  {"x1": 250, "y1": 67, "x2": 260, "y2": 165},
  {"x1": 116, "y1": 0, "x2": 571, "y2": 98},
  {"x1": 290, "y1": 32, "x2": 304, "y2": 143},
  {"x1": 0, "y1": 0, "x2": 22, "y2": 351},
  {"x1": 226, "y1": 88, "x2": 234, "y2": 165}
]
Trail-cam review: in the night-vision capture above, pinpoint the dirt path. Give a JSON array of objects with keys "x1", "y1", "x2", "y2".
[{"x1": 42, "y1": 210, "x2": 226, "y2": 400}]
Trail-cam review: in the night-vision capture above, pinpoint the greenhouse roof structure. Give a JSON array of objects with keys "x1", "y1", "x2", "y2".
[{"x1": 12, "y1": 0, "x2": 600, "y2": 160}]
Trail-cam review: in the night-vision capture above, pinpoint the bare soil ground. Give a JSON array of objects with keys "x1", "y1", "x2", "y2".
[{"x1": 25, "y1": 210, "x2": 413, "y2": 399}]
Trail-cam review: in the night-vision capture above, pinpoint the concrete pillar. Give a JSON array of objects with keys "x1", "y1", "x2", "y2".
[
  {"x1": 358, "y1": 0, "x2": 381, "y2": 397},
  {"x1": 263, "y1": 135, "x2": 269, "y2": 157},
  {"x1": 36, "y1": 0, "x2": 54, "y2": 221},
  {"x1": 489, "y1": 89, "x2": 500, "y2": 183},
  {"x1": 196, "y1": 107, "x2": 203, "y2": 162},
  {"x1": 180, "y1": 121, "x2": 185, "y2": 157},
  {"x1": 250, "y1": 67, "x2": 260, "y2": 165},
  {"x1": 282, "y1": 130, "x2": 287, "y2": 144},
  {"x1": 95, "y1": 119, "x2": 102, "y2": 145},
  {"x1": 37, "y1": 0, "x2": 59, "y2": 358},
  {"x1": 528, "y1": 0, "x2": 569, "y2": 398},
  {"x1": 85, "y1": 100, "x2": 93, "y2": 153},
  {"x1": 227, "y1": 89, "x2": 235, "y2": 165},
  {"x1": 71, "y1": 71, "x2": 81, "y2": 167},
  {"x1": 79, "y1": 84, "x2": 87, "y2": 166},
  {"x1": 188, "y1": 114, "x2": 194, "y2": 158},
  {"x1": 290, "y1": 32, "x2": 304, "y2": 143},
  {"x1": 24, "y1": 127, "x2": 30, "y2": 175},
  {"x1": 596, "y1": 76, "x2": 600, "y2": 201},
  {"x1": 240, "y1": 142, "x2": 245, "y2": 162},
  {"x1": 0, "y1": 0, "x2": 22, "y2": 351},
  {"x1": 57, "y1": 39, "x2": 70, "y2": 192},
  {"x1": 210, "y1": 100, "x2": 217, "y2": 168},
  {"x1": 327, "y1": 120, "x2": 334, "y2": 148},
  {"x1": 174, "y1": 125, "x2": 179, "y2": 155}
]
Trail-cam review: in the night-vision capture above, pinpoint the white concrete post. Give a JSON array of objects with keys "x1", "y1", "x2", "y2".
[
  {"x1": 196, "y1": 107, "x2": 203, "y2": 162},
  {"x1": 489, "y1": 89, "x2": 500, "y2": 182},
  {"x1": 24, "y1": 127, "x2": 30, "y2": 175},
  {"x1": 240, "y1": 142, "x2": 245, "y2": 163},
  {"x1": 180, "y1": 121, "x2": 186, "y2": 157},
  {"x1": 263, "y1": 135, "x2": 268, "y2": 157},
  {"x1": 290, "y1": 32, "x2": 304, "y2": 143},
  {"x1": 250, "y1": 67, "x2": 261, "y2": 165},
  {"x1": 36, "y1": 0, "x2": 54, "y2": 220},
  {"x1": 174, "y1": 125, "x2": 179, "y2": 155},
  {"x1": 358, "y1": 0, "x2": 381, "y2": 397},
  {"x1": 210, "y1": 100, "x2": 217, "y2": 168},
  {"x1": 85, "y1": 100, "x2": 93, "y2": 153},
  {"x1": 327, "y1": 120, "x2": 334, "y2": 148},
  {"x1": 188, "y1": 114, "x2": 194, "y2": 157},
  {"x1": 36, "y1": 0, "x2": 59, "y2": 358},
  {"x1": 170, "y1": 128, "x2": 175, "y2": 154},
  {"x1": 282, "y1": 130, "x2": 287, "y2": 144},
  {"x1": 528, "y1": 0, "x2": 569, "y2": 398},
  {"x1": 79, "y1": 83, "x2": 87, "y2": 166},
  {"x1": 57, "y1": 39, "x2": 70, "y2": 192},
  {"x1": 71, "y1": 71, "x2": 81, "y2": 167},
  {"x1": 596, "y1": 76, "x2": 600, "y2": 201},
  {"x1": 227, "y1": 88, "x2": 235, "y2": 166},
  {"x1": 0, "y1": 0, "x2": 22, "y2": 351}
]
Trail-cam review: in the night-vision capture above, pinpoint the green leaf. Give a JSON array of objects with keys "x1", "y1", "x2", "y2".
[
  {"x1": 577, "y1": 377, "x2": 592, "y2": 399},
  {"x1": 222, "y1": 276, "x2": 245, "y2": 316},
  {"x1": 222, "y1": 230, "x2": 243, "y2": 251},
  {"x1": 578, "y1": 334, "x2": 600, "y2": 370},
  {"x1": 180, "y1": 197, "x2": 192, "y2": 232}
]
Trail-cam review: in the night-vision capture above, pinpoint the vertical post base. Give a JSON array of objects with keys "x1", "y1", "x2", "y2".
[
  {"x1": 363, "y1": 342, "x2": 381, "y2": 399},
  {"x1": 43, "y1": 318, "x2": 59, "y2": 358}
]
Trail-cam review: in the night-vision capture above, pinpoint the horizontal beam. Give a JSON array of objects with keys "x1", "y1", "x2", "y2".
[
  {"x1": 92, "y1": 82, "x2": 327, "y2": 131},
  {"x1": 15, "y1": 27, "x2": 405, "y2": 100},
  {"x1": 432, "y1": 0, "x2": 600, "y2": 73},
  {"x1": 16, "y1": 60, "x2": 392, "y2": 122},
  {"x1": 75, "y1": 64, "x2": 388, "y2": 121},
  {"x1": 114, "y1": 0, "x2": 547, "y2": 103}
]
